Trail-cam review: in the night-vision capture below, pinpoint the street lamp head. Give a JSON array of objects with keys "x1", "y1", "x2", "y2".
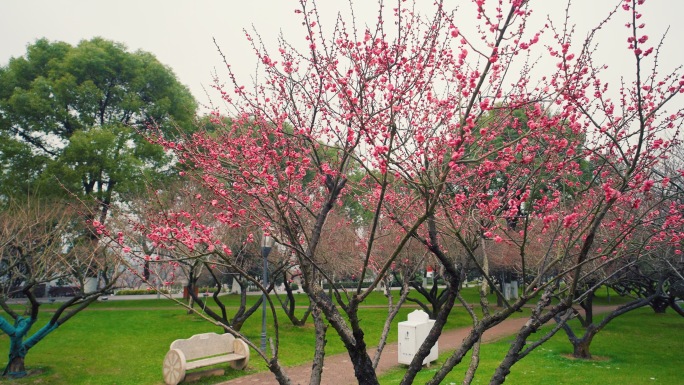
[
  {"x1": 261, "y1": 233, "x2": 275, "y2": 257},
  {"x1": 261, "y1": 234, "x2": 275, "y2": 248}
]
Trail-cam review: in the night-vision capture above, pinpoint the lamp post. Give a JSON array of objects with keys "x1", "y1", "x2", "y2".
[{"x1": 260, "y1": 233, "x2": 274, "y2": 352}]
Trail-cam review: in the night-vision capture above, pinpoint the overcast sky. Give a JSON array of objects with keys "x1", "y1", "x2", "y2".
[{"x1": 2, "y1": 0, "x2": 683, "y2": 111}]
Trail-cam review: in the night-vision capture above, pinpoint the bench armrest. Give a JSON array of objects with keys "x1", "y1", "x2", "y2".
[
  {"x1": 163, "y1": 349, "x2": 187, "y2": 385},
  {"x1": 231, "y1": 339, "x2": 250, "y2": 370}
]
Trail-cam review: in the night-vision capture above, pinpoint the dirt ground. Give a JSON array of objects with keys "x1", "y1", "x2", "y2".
[{"x1": 217, "y1": 305, "x2": 618, "y2": 385}]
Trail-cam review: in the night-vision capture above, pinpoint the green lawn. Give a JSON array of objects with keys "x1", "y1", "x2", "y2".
[
  {"x1": 0, "y1": 289, "x2": 678, "y2": 384},
  {"x1": 0, "y1": 291, "x2": 477, "y2": 385},
  {"x1": 379, "y1": 308, "x2": 683, "y2": 384}
]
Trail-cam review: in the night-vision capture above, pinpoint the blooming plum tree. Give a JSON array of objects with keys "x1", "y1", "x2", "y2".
[{"x1": 113, "y1": 0, "x2": 683, "y2": 384}]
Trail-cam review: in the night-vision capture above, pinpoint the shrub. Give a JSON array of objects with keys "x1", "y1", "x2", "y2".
[
  {"x1": 115, "y1": 289, "x2": 170, "y2": 295},
  {"x1": 322, "y1": 281, "x2": 373, "y2": 290}
]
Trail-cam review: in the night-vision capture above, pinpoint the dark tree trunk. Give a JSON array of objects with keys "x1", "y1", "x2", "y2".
[
  {"x1": 308, "y1": 282, "x2": 379, "y2": 385},
  {"x1": 562, "y1": 295, "x2": 656, "y2": 361},
  {"x1": 345, "y1": 301, "x2": 380, "y2": 385},
  {"x1": 669, "y1": 297, "x2": 684, "y2": 317},
  {"x1": 406, "y1": 275, "x2": 448, "y2": 319},
  {"x1": 187, "y1": 279, "x2": 264, "y2": 332},
  {"x1": 572, "y1": 337, "x2": 594, "y2": 359},
  {"x1": 498, "y1": 271, "x2": 511, "y2": 308},
  {"x1": 650, "y1": 296, "x2": 669, "y2": 314},
  {"x1": 578, "y1": 291, "x2": 594, "y2": 326},
  {"x1": 347, "y1": 345, "x2": 379, "y2": 385},
  {"x1": 231, "y1": 318, "x2": 246, "y2": 331},
  {"x1": 266, "y1": 358, "x2": 293, "y2": 385},
  {"x1": 277, "y1": 279, "x2": 311, "y2": 326},
  {"x1": 563, "y1": 322, "x2": 598, "y2": 359},
  {"x1": 496, "y1": 291, "x2": 504, "y2": 307},
  {"x1": 185, "y1": 266, "x2": 200, "y2": 315},
  {"x1": 563, "y1": 320, "x2": 599, "y2": 360}
]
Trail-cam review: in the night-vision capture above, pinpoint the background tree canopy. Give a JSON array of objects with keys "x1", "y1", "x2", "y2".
[{"x1": 0, "y1": 37, "x2": 197, "y2": 216}]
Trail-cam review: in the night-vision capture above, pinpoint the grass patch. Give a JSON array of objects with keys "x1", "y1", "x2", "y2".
[
  {"x1": 379, "y1": 308, "x2": 683, "y2": 384},
  {"x1": 0, "y1": 288, "x2": 655, "y2": 384},
  {"x1": 0, "y1": 292, "x2": 476, "y2": 385}
]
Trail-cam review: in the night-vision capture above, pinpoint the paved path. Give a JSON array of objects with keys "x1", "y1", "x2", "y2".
[{"x1": 218, "y1": 305, "x2": 618, "y2": 385}]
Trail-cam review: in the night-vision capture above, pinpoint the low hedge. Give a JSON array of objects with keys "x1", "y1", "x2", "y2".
[
  {"x1": 115, "y1": 289, "x2": 170, "y2": 295},
  {"x1": 323, "y1": 281, "x2": 373, "y2": 289}
]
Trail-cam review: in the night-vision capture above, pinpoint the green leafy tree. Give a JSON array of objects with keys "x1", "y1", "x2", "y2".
[{"x1": 0, "y1": 37, "x2": 197, "y2": 220}]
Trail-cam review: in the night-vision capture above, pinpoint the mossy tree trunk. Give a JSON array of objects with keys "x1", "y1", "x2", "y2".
[
  {"x1": 0, "y1": 316, "x2": 59, "y2": 378},
  {"x1": 3, "y1": 317, "x2": 32, "y2": 377},
  {"x1": 0, "y1": 285, "x2": 105, "y2": 378}
]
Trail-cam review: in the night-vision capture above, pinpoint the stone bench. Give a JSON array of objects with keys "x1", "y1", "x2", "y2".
[{"x1": 162, "y1": 332, "x2": 249, "y2": 385}]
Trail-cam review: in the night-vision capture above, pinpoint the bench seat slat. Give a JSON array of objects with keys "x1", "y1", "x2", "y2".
[{"x1": 185, "y1": 353, "x2": 246, "y2": 370}]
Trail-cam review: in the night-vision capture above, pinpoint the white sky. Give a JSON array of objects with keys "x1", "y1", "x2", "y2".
[{"x1": 1, "y1": 0, "x2": 683, "y2": 112}]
